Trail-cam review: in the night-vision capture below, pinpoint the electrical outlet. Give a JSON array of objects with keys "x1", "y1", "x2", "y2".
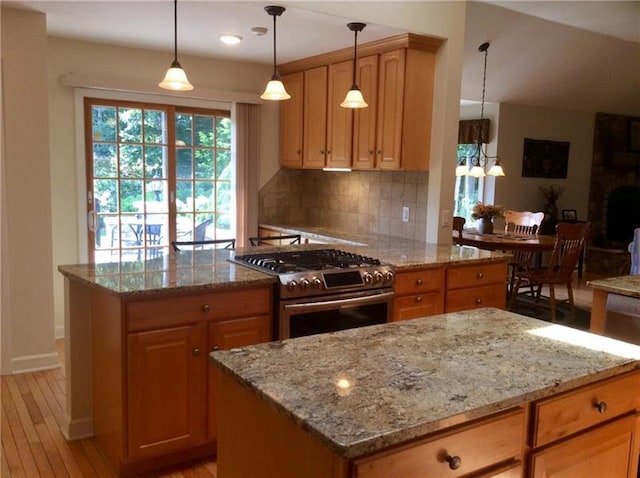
[
  {"x1": 441, "y1": 209, "x2": 451, "y2": 228},
  {"x1": 402, "y1": 206, "x2": 410, "y2": 222}
]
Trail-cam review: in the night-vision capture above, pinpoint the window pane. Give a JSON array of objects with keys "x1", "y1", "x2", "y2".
[
  {"x1": 216, "y1": 117, "x2": 231, "y2": 148},
  {"x1": 195, "y1": 115, "x2": 214, "y2": 147},
  {"x1": 92, "y1": 106, "x2": 116, "y2": 141},
  {"x1": 195, "y1": 149, "x2": 214, "y2": 179},
  {"x1": 118, "y1": 108, "x2": 142, "y2": 143},
  {"x1": 216, "y1": 213, "x2": 232, "y2": 234},
  {"x1": 195, "y1": 181, "x2": 214, "y2": 211},
  {"x1": 144, "y1": 110, "x2": 166, "y2": 144},
  {"x1": 216, "y1": 149, "x2": 231, "y2": 178},
  {"x1": 120, "y1": 179, "x2": 143, "y2": 212},
  {"x1": 120, "y1": 145, "x2": 143, "y2": 178},
  {"x1": 217, "y1": 181, "x2": 232, "y2": 212},
  {"x1": 176, "y1": 148, "x2": 193, "y2": 179},
  {"x1": 176, "y1": 113, "x2": 193, "y2": 146},
  {"x1": 94, "y1": 180, "x2": 118, "y2": 213},
  {"x1": 145, "y1": 146, "x2": 165, "y2": 177},
  {"x1": 93, "y1": 143, "x2": 117, "y2": 177},
  {"x1": 176, "y1": 180, "x2": 193, "y2": 212}
]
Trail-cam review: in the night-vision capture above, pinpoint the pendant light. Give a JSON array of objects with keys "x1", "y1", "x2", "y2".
[
  {"x1": 340, "y1": 22, "x2": 368, "y2": 109},
  {"x1": 457, "y1": 42, "x2": 505, "y2": 177},
  {"x1": 261, "y1": 6, "x2": 290, "y2": 101},
  {"x1": 159, "y1": 0, "x2": 193, "y2": 91}
]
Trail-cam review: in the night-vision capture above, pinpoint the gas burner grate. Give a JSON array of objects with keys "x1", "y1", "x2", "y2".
[{"x1": 234, "y1": 249, "x2": 381, "y2": 274}]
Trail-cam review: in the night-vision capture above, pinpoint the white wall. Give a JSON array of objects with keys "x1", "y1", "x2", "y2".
[{"x1": 495, "y1": 103, "x2": 594, "y2": 218}]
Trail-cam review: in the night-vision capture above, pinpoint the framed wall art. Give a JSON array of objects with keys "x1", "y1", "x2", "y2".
[
  {"x1": 562, "y1": 209, "x2": 577, "y2": 221},
  {"x1": 522, "y1": 138, "x2": 570, "y2": 178}
]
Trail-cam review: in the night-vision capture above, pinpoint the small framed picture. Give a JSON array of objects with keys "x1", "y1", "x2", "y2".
[{"x1": 562, "y1": 209, "x2": 577, "y2": 221}]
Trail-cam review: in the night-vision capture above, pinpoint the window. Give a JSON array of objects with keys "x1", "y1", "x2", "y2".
[
  {"x1": 86, "y1": 98, "x2": 233, "y2": 262},
  {"x1": 454, "y1": 144, "x2": 483, "y2": 223}
]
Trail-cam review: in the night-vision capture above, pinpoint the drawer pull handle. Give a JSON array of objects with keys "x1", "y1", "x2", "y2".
[
  {"x1": 192, "y1": 348, "x2": 200, "y2": 356},
  {"x1": 594, "y1": 401, "x2": 607, "y2": 414},
  {"x1": 416, "y1": 296, "x2": 423, "y2": 303},
  {"x1": 416, "y1": 279, "x2": 423, "y2": 286},
  {"x1": 445, "y1": 454, "x2": 462, "y2": 470},
  {"x1": 477, "y1": 272, "x2": 484, "y2": 279},
  {"x1": 201, "y1": 304, "x2": 211, "y2": 313}
]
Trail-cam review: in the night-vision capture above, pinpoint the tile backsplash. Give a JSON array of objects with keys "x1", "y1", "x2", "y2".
[{"x1": 258, "y1": 169, "x2": 429, "y2": 241}]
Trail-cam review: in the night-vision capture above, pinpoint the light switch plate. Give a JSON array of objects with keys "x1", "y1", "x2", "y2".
[
  {"x1": 402, "y1": 206, "x2": 410, "y2": 222},
  {"x1": 441, "y1": 209, "x2": 451, "y2": 228}
]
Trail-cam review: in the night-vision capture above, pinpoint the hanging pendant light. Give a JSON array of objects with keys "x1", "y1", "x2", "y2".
[
  {"x1": 159, "y1": 0, "x2": 193, "y2": 91},
  {"x1": 340, "y1": 22, "x2": 368, "y2": 109},
  {"x1": 457, "y1": 42, "x2": 505, "y2": 177},
  {"x1": 261, "y1": 6, "x2": 290, "y2": 101}
]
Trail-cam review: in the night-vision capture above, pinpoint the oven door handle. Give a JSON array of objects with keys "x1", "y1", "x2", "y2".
[{"x1": 282, "y1": 291, "x2": 394, "y2": 313}]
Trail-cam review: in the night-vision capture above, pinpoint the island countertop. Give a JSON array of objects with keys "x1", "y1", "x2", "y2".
[{"x1": 211, "y1": 307, "x2": 640, "y2": 459}]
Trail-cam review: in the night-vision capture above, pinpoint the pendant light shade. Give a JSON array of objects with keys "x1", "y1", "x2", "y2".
[
  {"x1": 341, "y1": 22, "x2": 368, "y2": 109},
  {"x1": 159, "y1": 0, "x2": 193, "y2": 91},
  {"x1": 261, "y1": 6, "x2": 290, "y2": 101}
]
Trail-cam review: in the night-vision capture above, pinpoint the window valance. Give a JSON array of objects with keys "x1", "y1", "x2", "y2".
[{"x1": 458, "y1": 118, "x2": 490, "y2": 144}]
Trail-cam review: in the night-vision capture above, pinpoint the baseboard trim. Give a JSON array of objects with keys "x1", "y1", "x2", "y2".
[
  {"x1": 61, "y1": 415, "x2": 94, "y2": 441},
  {"x1": 10, "y1": 351, "x2": 60, "y2": 374}
]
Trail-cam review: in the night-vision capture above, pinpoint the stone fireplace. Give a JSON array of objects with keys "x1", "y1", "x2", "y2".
[{"x1": 587, "y1": 112, "x2": 640, "y2": 275}]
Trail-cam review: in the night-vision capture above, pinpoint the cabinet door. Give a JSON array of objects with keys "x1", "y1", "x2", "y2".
[
  {"x1": 127, "y1": 324, "x2": 207, "y2": 460},
  {"x1": 353, "y1": 54, "x2": 379, "y2": 170},
  {"x1": 303, "y1": 66, "x2": 328, "y2": 169},
  {"x1": 326, "y1": 60, "x2": 353, "y2": 169},
  {"x1": 208, "y1": 316, "x2": 271, "y2": 441},
  {"x1": 376, "y1": 49, "x2": 405, "y2": 170},
  {"x1": 280, "y1": 71, "x2": 304, "y2": 168},
  {"x1": 530, "y1": 414, "x2": 639, "y2": 478}
]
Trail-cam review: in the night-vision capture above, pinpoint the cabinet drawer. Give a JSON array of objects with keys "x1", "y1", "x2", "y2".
[
  {"x1": 532, "y1": 370, "x2": 640, "y2": 447},
  {"x1": 127, "y1": 287, "x2": 272, "y2": 331},
  {"x1": 447, "y1": 262, "x2": 507, "y2": 290},
  {"x1": 445, "y1": 284, "x2": 506, "y2": 312},
  {"x1": 394, "y1": 268, "x2": 444, "y2": 294},
  {"x1": 354, "y1": 408, "x2": 525, "y2": 478},
  {"x1": 393, "y1": 292, "x2": 443, "y2": 321}
]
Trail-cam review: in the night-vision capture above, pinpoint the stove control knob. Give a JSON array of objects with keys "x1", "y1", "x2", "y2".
[
  {"x1": 384, "y1": 271, "x2": 394, "y2": 283},
  {"x1": 363, "y1": 272, "x2": 373, "y2": 284},
  {"x1": 312, "y1": 277, "x2": 322, "y2": 289},
  {"x1": 373, "y1": 271, "x2": 383, "y2": 283},
  {"x1": 287, "y1": 280, "x2": 297, "y2": 292},
  {"x1": 299, "y1": 278, "x2": 309, "y2": 291}
]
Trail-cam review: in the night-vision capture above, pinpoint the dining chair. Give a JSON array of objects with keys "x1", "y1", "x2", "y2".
[
  {"x1": 249, "y1": 234, "x2": 302, "y2": 246},
  {"x1": 508, "y1": 221, "x2": 590, "y2": 322},
  {"x1": 452, "y1": 216, "x2": 466, "y2": 245},
  {"x1": 171, "y1": 238, "x2": 235, "y2": 252},
  {"x1": 503, "y1": 210, "x2": 545, "y2": 298}
]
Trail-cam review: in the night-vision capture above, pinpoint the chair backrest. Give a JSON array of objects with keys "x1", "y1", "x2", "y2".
[
  {"x1": 452, "y1": 216, "x2": 466, "y2": 243},
  {"x1": 544, "y1": 222, "x2": 591, "y2": 281},
  {"x1": 171, "y1": 238, "x2": 235, "y2": 252},
  {"x1": 504, "y1": 210, "x2": 545, "y2": 235},
  {"x1": 249, "y1": 234, "x2": 302, "y2": 247},
  {"x1": 194, "y1": 218, "x2": 213, "y2": 242}
]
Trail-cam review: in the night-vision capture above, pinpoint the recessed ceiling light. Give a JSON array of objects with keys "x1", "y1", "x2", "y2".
[
  {"x1": 251, "y1": 27, "x2": 268, "y2": 36},
  {"x1": 220, "y1": 34, "x2": 242, "y2": 45}
]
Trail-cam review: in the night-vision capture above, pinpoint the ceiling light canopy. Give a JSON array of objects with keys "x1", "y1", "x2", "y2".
[
  {"x1": 159, "y1": 0, "x2": 193, "y2": 91},
  {"x1": 340, "y1": 22, "x2": 368, "y2": 109},
  {"x1": 456, "y1": 42, "x2": 505, "y2": 177},
  {"x1": 260, "y1": 5, "x2": 290, "y2": 101}
]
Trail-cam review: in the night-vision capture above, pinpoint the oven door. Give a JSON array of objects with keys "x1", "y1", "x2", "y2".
[{"x1": 278, "y1": 288, "x2": 394, "y2": 340}]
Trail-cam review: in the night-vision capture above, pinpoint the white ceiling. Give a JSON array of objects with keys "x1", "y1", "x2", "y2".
[{"x1": 4, "y1": 0, "x2": 640, "y2": 115}]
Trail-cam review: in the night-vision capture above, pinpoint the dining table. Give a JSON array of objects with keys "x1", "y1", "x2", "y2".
[{"x1": 453, "y1": 229, "x2": 557, "y2": 252}]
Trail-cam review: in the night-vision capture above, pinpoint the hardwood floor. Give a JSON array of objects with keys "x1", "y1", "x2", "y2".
[
  {"x1": 1, "y1": 341, "x2": 217, "y2": 478},
  {"x1": 0, "y1": 273, "x2": 603, "y2": 477}
]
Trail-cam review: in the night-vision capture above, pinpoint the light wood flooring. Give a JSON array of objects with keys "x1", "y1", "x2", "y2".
[{"x1": 1, "y1": 273, "x2": 601, "y2": 477}]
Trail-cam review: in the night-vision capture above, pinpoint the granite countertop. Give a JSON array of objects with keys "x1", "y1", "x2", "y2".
[
  {"x1": 211, "y1": 307, "x2": 640, "y2": 459},
  {"x1": 587, "y1": 275, "x2": 640, "y2": 298}
]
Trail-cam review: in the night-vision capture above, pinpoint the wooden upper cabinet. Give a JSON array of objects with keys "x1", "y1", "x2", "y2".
[
  {"x1": 353, "y1": 54, "x2": 379, "y2": 170},
  {"x1": 376, "y1": 49, "x2": 405, "y2": 170},
  {"x1": 280, "y1": 71, "x2": 304, "y2": 168},
  {"x1": 326, "y1": 60, "x2": 354, "y2": 169},
  {"x1": 303, "y1": 66, "x2": 328, "y2": 169}
]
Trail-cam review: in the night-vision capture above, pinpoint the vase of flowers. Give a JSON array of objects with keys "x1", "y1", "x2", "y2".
[
  {"x1": 540, "y1": 185, "x2": 565, "y2": 234},
  {"x1": 471, "y1": 202, "x2": 504, "y2": 235}
]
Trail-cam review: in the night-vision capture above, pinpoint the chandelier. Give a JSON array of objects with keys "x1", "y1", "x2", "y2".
[{"x1": 456, "y1": 42, "x2": 505, "y2": 177}]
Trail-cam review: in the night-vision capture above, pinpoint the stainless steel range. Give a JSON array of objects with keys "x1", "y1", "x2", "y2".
[{"x1": 232, "y1": 249, "x2": 395, "y2": 339}]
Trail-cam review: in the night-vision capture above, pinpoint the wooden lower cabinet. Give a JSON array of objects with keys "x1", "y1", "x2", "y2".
[
  {"x1": 392, "y1": 267, "x2": 444, "y2": 321},
  {"x1": 92, "y1": 285, "x2": 272, "y2": 475},
  {"x1": 445, "y1": 262, "x2": 508, "y2": 312}
]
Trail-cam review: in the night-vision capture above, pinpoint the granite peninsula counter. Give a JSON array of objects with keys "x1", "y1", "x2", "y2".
[{"x1": 212, "y1": 308, "x2": 640, "y2": 478}]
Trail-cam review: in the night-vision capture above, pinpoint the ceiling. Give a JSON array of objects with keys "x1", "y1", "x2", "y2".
[{"x1": 4, "y1": 0, "x2": 640, "y2": 114}]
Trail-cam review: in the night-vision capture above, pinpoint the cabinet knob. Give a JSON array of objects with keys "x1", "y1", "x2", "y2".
[
  {"x1": 201, "y1": 304, "x2": 211, "y2": 313},
  {"x1": 192, "y1": 348, "x2": 200, "y2": 356},
  {"x1": 477, "y1": 272, "x2": 484, "y2": 279},
  {"x1": 475, "y1": 298, "x2": 482, "y2": 305},
  {"x1": 326, "y1": 150, "x2": 331, "y2": 155},
  {"x1": 376, "y1": 150, "x2": 382, "y2": 155},
  {"x1": 211, "y1": 345, "x2": 220, "y2": 352},
  {"x1": 368, "y1": 150, "x2": 374, "y2": 155},
  {"x1": 594, "y1": 401, "x2": 607, "y2": 414},
  {"x1": 445, "y1": 454, "x2": 462, "y2": 470},
  {"x1": 416, "y1": 296, "x2": 423, "y2": 303},
  {"x1": 296, "y1": 150, "x2": 301, "y2": 155},
  {"x1": 416, "y1": 279, "x2": 423, "y2": 286}
]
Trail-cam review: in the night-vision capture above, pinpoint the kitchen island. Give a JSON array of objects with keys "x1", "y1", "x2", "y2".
[{"x1": 211, "y1": 308, "x2": 640, "y2": 478}]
